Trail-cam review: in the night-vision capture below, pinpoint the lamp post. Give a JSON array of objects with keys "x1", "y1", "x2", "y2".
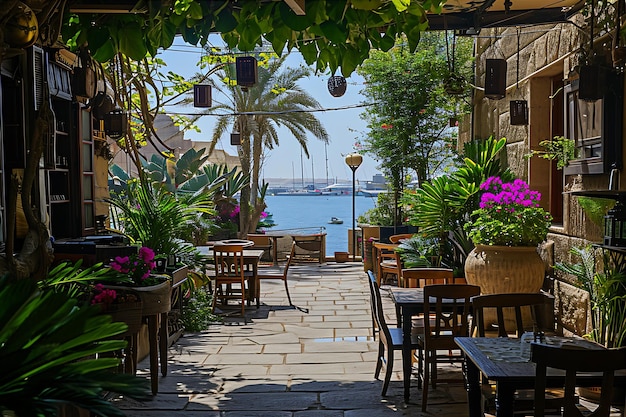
[{"x1": 345, "y1": 153, "x2": 363, "y2": 261}]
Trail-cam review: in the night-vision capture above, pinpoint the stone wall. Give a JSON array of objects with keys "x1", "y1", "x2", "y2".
[{"x1": 467, "y1": 18, "x2": 607, "y2": 338}]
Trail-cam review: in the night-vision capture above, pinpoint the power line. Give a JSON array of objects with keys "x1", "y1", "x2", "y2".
[{"x1": 161, "y1": 102, "x2": 377, "y2": 116}]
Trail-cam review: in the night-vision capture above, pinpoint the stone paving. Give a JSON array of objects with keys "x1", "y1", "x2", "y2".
[{"x1": 111, "y1": 262, "x2": 469, "y2": 416}]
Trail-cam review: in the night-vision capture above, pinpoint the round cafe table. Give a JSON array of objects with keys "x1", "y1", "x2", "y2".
[{"x1": 208, "y1": 239, "x2": 255, "y2": 248}]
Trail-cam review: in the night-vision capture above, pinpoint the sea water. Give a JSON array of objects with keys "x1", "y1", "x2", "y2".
[{"x1": 263, "y1": 195, "x2": 377, "y2": 255}]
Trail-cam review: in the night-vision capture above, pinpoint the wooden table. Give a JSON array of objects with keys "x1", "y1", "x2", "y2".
[
  {"x1": 454, "y1": 336, "x2": 618, "y2": 417},
  {"x1": 262, "y1": 232, "x2": 284, "y2": 265},
  {"x1": 389, "y1": 287, "x2": 446, "y2": 403},
  {"x1": 196, "y1": 246, "x2": 264, "y2": 308}
]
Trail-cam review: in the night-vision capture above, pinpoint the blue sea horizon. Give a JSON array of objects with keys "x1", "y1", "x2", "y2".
[{"x1": 263, "y1": 195, "x2": 377, "y2": 255}]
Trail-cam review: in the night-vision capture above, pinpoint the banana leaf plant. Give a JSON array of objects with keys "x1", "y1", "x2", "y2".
[
  {"x1": 403, "y1": 136, "x2": 516, "y2": 274},
  {"x1": 556, "y1": 246, "x2": 626, "y2": 348},
  {"x1": 0, "y1": 276, "x2": 150, "y2": 416}
]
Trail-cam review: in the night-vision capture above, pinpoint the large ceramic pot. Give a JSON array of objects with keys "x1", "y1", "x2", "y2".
[{"x1": 464, "y1": 245, "x2": 545, "y2": 294}]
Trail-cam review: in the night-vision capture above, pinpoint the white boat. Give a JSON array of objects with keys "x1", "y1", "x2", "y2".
[
  {"x1": 328, "y1": 217, "x2": 344, "y2": 224},
  {"x1": 320, "y1": 183, "x2": 355, "y2": 195},
  {"x1": 275, "y1": 189, "x2": 322, "y2": 196}
]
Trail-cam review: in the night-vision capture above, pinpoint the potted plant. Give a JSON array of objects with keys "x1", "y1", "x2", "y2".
[
  {"x1": 0, "y1": 276, "x2": 150, "y2": 417},
  {"x1": 464, "y1": 176, "x2": 553, "y2": 294}
]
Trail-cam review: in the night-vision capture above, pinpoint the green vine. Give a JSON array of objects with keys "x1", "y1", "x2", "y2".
[{"x1": 525, "y1": 136, "x2": 577, "y2": 169}]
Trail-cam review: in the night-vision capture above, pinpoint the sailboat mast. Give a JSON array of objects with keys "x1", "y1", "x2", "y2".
[
  {"x1": 311, "y1": 155, "x2": 315, "y2": 189},
  {"x1": 300, "y1": 149, "x2": 304, "y2": 189},
  {"x1": 325, "y1": 143, "x2": 329, "y2": 186}
]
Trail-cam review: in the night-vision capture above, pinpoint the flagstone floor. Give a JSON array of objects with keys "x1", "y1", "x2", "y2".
[{"x1": 109, "y1": 262, "x2": 622, "y2": 417}]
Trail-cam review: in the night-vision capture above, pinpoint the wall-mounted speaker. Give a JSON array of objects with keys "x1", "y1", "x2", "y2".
[
  {"x1": 485, "y1": 59, "x2": 507, "y2": 100},
  {"x1": 578, "y1": 65, "x2": 607, "y2": 101},
  {"x1": 230, "y1": 133, "x2": 241, "y2": 146},
  {"x1": 193, "y1": 84, "x2": 211, "y2": 107},
  {"x1": 510, "y1": 100, "x2": 528, "y2": 125},
  {"x1": 236, "y1": 56, "x2": 258, "y2": 87}
]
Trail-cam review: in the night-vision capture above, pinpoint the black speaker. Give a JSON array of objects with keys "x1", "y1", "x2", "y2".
[
  {"x1": 485, "y1": 59, "x2": 507, "y2": 100},
  {"x1": 236, "y1": 56, "x2": 258, "y2": 87},
  {"x1": 510, "y1": 100, "x2": 528, "y2": 125},
  {"x1": 230, "y1": 133, "x2": 241, "y2": 146},
  {"x1": 578, "y1": 65, "x2": 607, "y2": 101},
  {"x1": 193, "y1": 84, "x2": 211, "y2": 107}
]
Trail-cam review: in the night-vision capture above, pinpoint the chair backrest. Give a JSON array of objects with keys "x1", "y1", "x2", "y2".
[
  {"x1": 247, "y1": 233, "x2": 271, "y2": 248},
  {"x1": 367, "y1": 270, "x2": 391, "y2": 342},
  {"x1": 213, "y1": 244, "x2": 245, "y2": 278},
  {"x1": 282, "y1": 241, "x2": 297, "y2": 277},
  {"x1": 389, "y1": 233, "x2": 414, "y2": 243},
  {"x1": 472, "y1": 292, "x2": 556, "y2": 337},
  {"x1": 423, "y1": 284, "x2": 481, "y2": 349},
  {"x1": 531, "y1": 343, "x2": 626, "y2": 417},
  {"x1": 401, "y1": 267, "x2": 454, "y2": 288}
]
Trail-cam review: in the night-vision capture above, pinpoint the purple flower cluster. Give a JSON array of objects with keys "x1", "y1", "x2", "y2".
[
  {"x1": 109, "y1": 246, "x2": 156, "y2": 284},
  {"x1": 91, "y1": 283, "x2": 117, "y2": 305},
  {"x1": 478, "y1": 176, "x2": 541, "y2": 211}
]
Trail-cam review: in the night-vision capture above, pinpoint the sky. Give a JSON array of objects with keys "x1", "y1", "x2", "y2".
[{"x1": 157, "y1": 36, "x2": 381, "y2": 184}]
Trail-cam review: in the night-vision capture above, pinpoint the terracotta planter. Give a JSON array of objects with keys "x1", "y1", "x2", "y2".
[{"x1": 464, "y1": 245, "x2": 545, "y2": 294}]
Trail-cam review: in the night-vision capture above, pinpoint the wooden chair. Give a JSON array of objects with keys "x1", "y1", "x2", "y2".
[
  {"x1": 472, "y1": 292, "x2": 561, "y2": 414},
  {"x1": 367, "y1": 270, "x2": 421, "y2": 396},
  {"x1": 373, "y1": 242, "x2": 402, "y2": 286},
  {"x1": 401, "y1": 267, "x2": 454, "y2": 288},
  {"x1": 212, "y1": 244, "x2": 251, "y2": 316},
  {"x1": 389, "y1": 233, "x2": 414, "y2": 243},
  {"x1": 531, "y1": 343, "x2": 626, "y2": 417},
  {"x1": 247, "y1": 233, "x2": 273, "y2": 262},
  {"x1": 256, "y1": 241, "x2": 296, "y2": 307},
  {"x1": 471, "y1": 292, "x2": 556, "y2": 337},
  {"x1": 417, "y1": 283, "x2": 480, "y2": 411}
]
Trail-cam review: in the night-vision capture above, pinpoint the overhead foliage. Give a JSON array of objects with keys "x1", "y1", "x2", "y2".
[
  {"x1": 357, "y1": 32, "x2": 474, "y2": 188},
  {"x1": 60, "y1": 0, "x2": 446, "y2": 76}
]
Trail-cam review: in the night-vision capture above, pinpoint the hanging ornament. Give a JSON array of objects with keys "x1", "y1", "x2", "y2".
[
  {"x1": 4, "y1": 1, "x2": 39, "y2": 49},
  {"x1": 327, "y1": 76, "x2": 347, "y2": 97}
]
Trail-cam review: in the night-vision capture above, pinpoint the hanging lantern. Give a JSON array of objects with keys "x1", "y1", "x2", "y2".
[
  {"x1": 604, "y1": 202, "x2": 626, "y2": 247},
  {"x1": 193, "y1": 84, "x2": 212, "y2": 107},
  {"x1": 328, "y1": 76, "x2": 347, "y2": 97},
  {"x1": 578, "y1": 65, "x2": 608, "y2": 101},
  {"x1": 4, "y1": 2, "x2": 38, "y2": 49},
  {"x1": 230, "y1": 133, "x2": 241, "y2": 146},
  {"x1": 236, "y1": 56, "x2": 257, "y2": 87},
  {"x1": 510, "y1": 100, "x2": 528, "y2": 125},
  {"x1": 485, "y1": 59, "x2": 506, "y2": 100},
  {"x1": 104, "y1": 109, "x2": 127, "y2": 139}
]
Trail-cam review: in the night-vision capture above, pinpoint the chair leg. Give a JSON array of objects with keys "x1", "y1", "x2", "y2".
[
  {"x1": 283, "y1": 279, "x2": 293, "y2": 306},
  {"x1": 422, "y1": 351, "x2": 430, "y2": 412},
  {"x1": 416, "y1": 346, "x2": 423, "y2": 389},
  {"x1": 382, "y1": 346, "x2": 394, "y2": 396},
  {"x1": 374, "y1": 340, "x2": 384, "y2": 380}
]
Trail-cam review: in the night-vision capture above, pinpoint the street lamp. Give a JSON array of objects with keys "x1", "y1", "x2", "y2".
[{"x1": 345, "y1": 153, "x2": 363, "y2": 261}]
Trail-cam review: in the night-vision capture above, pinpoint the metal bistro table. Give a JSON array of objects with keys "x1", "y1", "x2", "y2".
[
  {"x1": 454, "y1": 336, "x2": 622, "y2": 417},
  {"x1": 389, "y1": 286, "x2": 462, "y2": 403},
  {"x1": 197, "y1": 244, "x2": 264, "y2": 308}
]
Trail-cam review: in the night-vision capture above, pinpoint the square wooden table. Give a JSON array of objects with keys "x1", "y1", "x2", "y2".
[{"x1": 454, "y1": 336, "x2": 621, "y2": 417}]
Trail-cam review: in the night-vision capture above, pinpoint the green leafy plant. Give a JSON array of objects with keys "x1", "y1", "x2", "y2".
[
  {"x1": 526, "y1": 136, "x2": 577, "y2": 169},
  {"x1": 179, "y1": 270, "x2": 220, "y2": 331},
  {"x1": 577, "y1": 197, "x2": 615, "y2": 227},
  {"x1": 396, "y1": 235, "x2": 442, "y2": 268},
  {"x1": 465, "y1": 176, "x2": 553, "y2": 246},
  {"x1": 0, "y1": 277, "x2": 150, "y2": 416},
  {"x1": 556, "y1": 246, "x2": 626, "y2": 347}
]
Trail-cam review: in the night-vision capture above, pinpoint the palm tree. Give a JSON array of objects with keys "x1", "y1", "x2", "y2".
[{"x1": 207, "y1": 55, "x2": 329, "y2": 236}]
